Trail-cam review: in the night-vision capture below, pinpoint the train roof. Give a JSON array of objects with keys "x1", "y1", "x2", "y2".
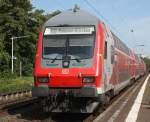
[{"x1": 44, "y1": 9, "x2": 99, "y2": 27}]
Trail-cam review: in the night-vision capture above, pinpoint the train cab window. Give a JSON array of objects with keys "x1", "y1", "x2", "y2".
[
  {"x1": 42, "y1": 34, "x2": 95, "y2": 60},
  {"x1": 104, "y1": 41, "x2": 107, "y2": 59},
  {"x1": 42, "y1": 26, "x2": 96, "y2": 68}
]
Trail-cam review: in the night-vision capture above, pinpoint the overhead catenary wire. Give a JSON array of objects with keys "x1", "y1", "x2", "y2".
[
  {"x1": 83, "y1": 0, "x2": 120, "y2": 34},
  {"x1": 55, "y1": 0, "x2": 66, "y2": 10},
  {"x1": 107, "y1": 0, "x2": 141, "y2": 50}
]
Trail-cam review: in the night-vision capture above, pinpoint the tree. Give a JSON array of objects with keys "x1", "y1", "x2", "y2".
[
  {"x1": 0, "y1": 0, "x2": 35, "y2": 75},
  {"x1": 0, "y1": 0, "x2": 60, "y2": 76},
  {"x1": 143, "y1": 57, "x2": 150, "y2": 71}
]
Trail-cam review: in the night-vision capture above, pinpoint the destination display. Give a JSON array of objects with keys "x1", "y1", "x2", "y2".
[{"x1": 44, "y1": 26, "x2": 95, "y2": 35}]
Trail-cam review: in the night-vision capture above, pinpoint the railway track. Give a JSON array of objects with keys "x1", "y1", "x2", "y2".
[
  {"x1": 0, "y1": 90, "x2": 39, "y2": 122},
  {"x1": 0, "y1": 90, "x2": 33, "y2": 110}
]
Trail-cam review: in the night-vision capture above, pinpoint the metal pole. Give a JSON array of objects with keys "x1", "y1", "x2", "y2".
[
  {"x1": 130, "y1": 29, "x2": 136, "y2": 52},
  {"x1": 11, "y1": 37, "x2": 14, "y2": 74},
  {"x1": 10, "y1": 35, "x2": 30, "y2": 74},
  {"x1": 20, "y1": 61, "x2": 22, "y2": 77}
]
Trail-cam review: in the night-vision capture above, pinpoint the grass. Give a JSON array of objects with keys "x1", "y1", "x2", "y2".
[{"x1": 0, "y1": 76, "x2": 34, "y2": 94}]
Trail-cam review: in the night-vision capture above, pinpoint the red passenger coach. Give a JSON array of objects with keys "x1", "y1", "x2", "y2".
[{"x1": 32, "y1": 9, "x2": 146, "y2": 113}]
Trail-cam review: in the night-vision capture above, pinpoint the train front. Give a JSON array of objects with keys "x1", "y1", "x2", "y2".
[{"x1": 32, "y1": 9, "x2": 103, "y2": 113}]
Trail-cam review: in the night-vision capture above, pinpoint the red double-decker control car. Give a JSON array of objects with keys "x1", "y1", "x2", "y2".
[{"x1": 32, "y1": 9, "x2": 146, "y2": 113}]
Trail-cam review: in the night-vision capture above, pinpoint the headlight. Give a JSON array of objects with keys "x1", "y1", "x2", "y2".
[
  {"x1": 38, "y1": 77, "x2": 49, "y2": 83},
  {"x1": 82, "y1": 77, "x2": 95, "y2": 83}
]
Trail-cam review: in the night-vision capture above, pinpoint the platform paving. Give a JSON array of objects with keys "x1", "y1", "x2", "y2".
[
  {"x1": 94, "y1": 74, "x2": 150, "y2": 122},
  {"x1": 136, "y1": 74, "x2": 150, "y2": 122}
]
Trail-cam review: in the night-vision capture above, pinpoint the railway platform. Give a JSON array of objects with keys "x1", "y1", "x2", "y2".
[
  {"x1": 94, "y1": 74, "x2": 150, "y2": 122},
  {"x1": 136, "y1": 74, "x2": 150, "y2": 122}
]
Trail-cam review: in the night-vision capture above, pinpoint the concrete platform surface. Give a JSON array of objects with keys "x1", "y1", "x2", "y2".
[
  {"x1": 137, "y1": 75, "x2": 150, "y2": 122},
  {"x1": 94, "y1": 74, "x2": 150, "y2": 122}
]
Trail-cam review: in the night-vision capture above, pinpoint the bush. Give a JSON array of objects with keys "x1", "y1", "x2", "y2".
[
  {"x1": 0, "y1": 76, "x2": 34, "y2": 94},
  {"x1": 0, "y1": 70, "x2": 17, "y2": 79}
]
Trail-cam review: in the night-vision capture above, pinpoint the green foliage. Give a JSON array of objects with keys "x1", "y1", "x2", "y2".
[
  {"x1": 0, "y1": 77, "x2": 34, "y2": 94},
  {"x1": 0, "y1": 0, "x2": 61, "y2": 93},
  {"x1": 0, "y1": 0, "x2": 61, "y2": 76},
  {"x1": 0, "y1": 70, "x2": 17, "y2": 79},
  {"x1": 143, "y1": 57, "x2": 150, "y2": 71}
]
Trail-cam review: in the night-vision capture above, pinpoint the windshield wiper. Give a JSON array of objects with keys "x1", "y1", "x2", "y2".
[
  {"x1": 51, "y1": 57, "x2": 58, "y2": 63},
  {"x1": 68, "y1": 55, "x2": 81, "y2": 63},
  {"x1": 72, "y1": 58, "x2": 81, "y2": 63},
  {"x1": 51, "y1": 54, "x2": 62, "y2": 63}
]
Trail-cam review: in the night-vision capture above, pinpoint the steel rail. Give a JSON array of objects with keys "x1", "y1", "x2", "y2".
[{"x1": 0, "y1": 90, "x2": 32, "y2": 110}]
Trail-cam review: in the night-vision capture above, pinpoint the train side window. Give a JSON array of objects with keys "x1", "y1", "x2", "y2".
[
  {"x1": 111, "y1": 46, "x2": 114, "y2": 63},
  {"x1": 104, "y1": 41, "x2": 107, "y2": 59}
]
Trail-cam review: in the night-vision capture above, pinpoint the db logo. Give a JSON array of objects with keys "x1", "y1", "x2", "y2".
[{"x1": 62, "y1": 69, "x2": 69, "y2": 74}]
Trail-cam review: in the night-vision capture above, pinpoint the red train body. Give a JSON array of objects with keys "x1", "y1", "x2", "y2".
[{"x1": 32, "y1": 9, "x2": 146, "y2": 113}]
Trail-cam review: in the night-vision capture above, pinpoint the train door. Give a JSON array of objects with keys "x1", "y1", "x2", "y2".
[
  {"x1": 103, "y1": 24, "x2": 114, "y2": 92},
  {"x1": 114, "y1": 52, "x2": 119, "y2": 84}
]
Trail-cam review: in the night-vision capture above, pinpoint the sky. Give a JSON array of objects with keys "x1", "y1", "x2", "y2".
[{"x1": 32, "y1": 0, "x2": 150, "y2": 57}]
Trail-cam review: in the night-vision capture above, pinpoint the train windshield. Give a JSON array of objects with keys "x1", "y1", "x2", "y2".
[
  {"x1": 43, "y1": 35, "x2": 95, "y2": 60},
  {"x1": 42, "y1": 26, "x2": 95, "y2": 68}
]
